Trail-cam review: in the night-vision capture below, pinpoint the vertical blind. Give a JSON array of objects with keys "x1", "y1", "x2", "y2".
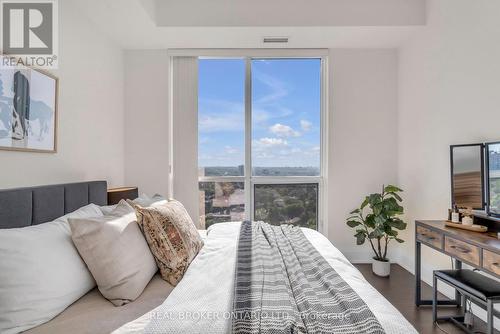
[{"x1": 171, "y1": 56, "x2": 199, "y2": 225}]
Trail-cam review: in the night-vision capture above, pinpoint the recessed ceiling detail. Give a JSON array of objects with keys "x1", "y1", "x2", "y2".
[
  {"x1": 71, "y1": 0, "x2": 425, "y2": 49},
  {"x1": 154, "y1": 0, "x2": 425, "y2": 27}
]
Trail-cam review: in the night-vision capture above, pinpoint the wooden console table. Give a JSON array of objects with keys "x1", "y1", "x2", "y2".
[{"x1": 415, "y1": 220, "x2": 500, "y2": 306}]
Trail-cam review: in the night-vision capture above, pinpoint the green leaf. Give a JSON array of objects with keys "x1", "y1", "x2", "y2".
[
  {"x1": 395, "y1": 238, "x2": 405, "y2": 243},
  {"x1": 368, "y1": 193, "x2": 383, "y2": 205},
  {"x1": 388, "y1": 218, "x2": 407, "y2": 230},
  {"x1": 386, "y1": 229, "x2": 398, "y2": 237},
  {"x1": 388, "y1": 192, "x2": 403, "y2": 202},
  {"x1": 374, "y1": 215, "x2": 386, "y2": 226},
  {"x1": 385, "y1": 210, "x2": 402, "y2": 217},
  {"x1": 349, "y1": 208, "x2": 361, "y2": 215},
  {"x1": 365, "y1": 214, "x2": 376, "y2": 228},
  {"x1": 384, "y1": 185, "x2": 403, "y2": 193},
  {"x1": 346, "y1": 220, "x2": 361, "y2": 228},
  {"x1": 356, "y1": 233, "x2": 366, "y2": 245},
  {"x1": 360, "y1": 197, "x2": 369, "y2": 210},
  {"x1": 382, "y1": 197, "x2": 402, "y2": 213},
  {"x1": 355, "y1": 229, "x2": 366, "y2": 235}
]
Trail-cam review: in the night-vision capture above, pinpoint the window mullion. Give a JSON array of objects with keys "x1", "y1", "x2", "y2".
[{"x1": 244, "y1": 57, "x2": 252, "y2": 221}]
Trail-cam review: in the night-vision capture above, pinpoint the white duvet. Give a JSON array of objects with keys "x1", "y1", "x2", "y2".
[{"x1": 114, "y1": 222, "x2": 417, "y2": 334}]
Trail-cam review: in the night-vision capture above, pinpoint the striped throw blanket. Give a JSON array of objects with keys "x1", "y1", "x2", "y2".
[{"x1": 232, "y1": 221, "x2": 385, "y2": 334}]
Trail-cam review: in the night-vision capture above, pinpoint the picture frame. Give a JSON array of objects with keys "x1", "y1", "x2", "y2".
[{"x1": 0, "y1": 66, "x2": 58, "y2": 153}]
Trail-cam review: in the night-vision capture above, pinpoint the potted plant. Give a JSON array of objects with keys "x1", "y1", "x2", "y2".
[{"x1": 346, "y1": 185, "x2": 407, "y2": 277}]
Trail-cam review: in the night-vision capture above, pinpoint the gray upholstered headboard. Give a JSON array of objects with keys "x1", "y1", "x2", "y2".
[{"x1": 0, "y1": 181, "x2": 107, "y2": 229}]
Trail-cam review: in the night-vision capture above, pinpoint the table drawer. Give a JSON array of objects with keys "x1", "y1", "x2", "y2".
[
  {"x1": 416, "y1": 226, "x2": 443, "y2": 249},
  {"x1": 445, "y1": 236, "x2": 480, "y2": 266},
  {"x1": 482, "y1": 249, "x2": 500, "y2": 276}
]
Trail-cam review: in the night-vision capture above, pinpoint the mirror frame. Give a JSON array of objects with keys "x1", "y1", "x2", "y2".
[
  {"x1": 450, "y1": 143, "x2": 485, "y2": 210},
  {"x1": 486, "y1": 141, "x2": 500, "y2": 217}
]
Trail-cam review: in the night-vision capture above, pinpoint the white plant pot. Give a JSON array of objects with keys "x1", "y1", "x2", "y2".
[{"x1": 372, "y1": 258, "x2": 390, "y2": 277}]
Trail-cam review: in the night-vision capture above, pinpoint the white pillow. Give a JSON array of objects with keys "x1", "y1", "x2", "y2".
[
  {"x1": 69, "y1": 212, "x2": 158, "y2": 306},
  {"x1": 0, "y1": 204, "x2": 102, "y2": 334},
  {"x1": 53, "y1": 203, "x2": 104, "y2": 222},
  {"x1": 107, "y1": 199, "x2": 135, "y2": 216},
  {"x1": 99, "y1": 204, "x2": 117, "y2": 215},
  {"x1": 99, "y1": 195, "x2": 166, "y2": 215},
  {"x1": 132, "y1": 193, "x2": 167, "y2": 207}
]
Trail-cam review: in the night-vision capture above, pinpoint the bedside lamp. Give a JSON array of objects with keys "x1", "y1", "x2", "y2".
[{"x1": 107, "y1": 187, "x2": 139, "y2": 205}]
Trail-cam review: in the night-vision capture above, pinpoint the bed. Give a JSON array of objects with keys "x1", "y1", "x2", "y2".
[{"x1": 0, "y1": 181, "x2": 417, "y2": 334}]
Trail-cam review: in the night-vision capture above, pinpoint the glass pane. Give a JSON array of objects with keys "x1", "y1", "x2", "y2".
[
  {"x1": 198, "y1": 59, "x2": 245, "y2": 177},
  {"x1": 488, "y1": 143, "x2": 500, "y2": 215},
  {"x1": 252, "y1": 59, "x2": 321, "y2": 176},
  {"x1": 254, "y1": 183, "x2": 318, "y2": 229},
  {"x1": 451, "y1": 145, "x2": 483, "y2": 209},
  {"x1": 199, "y1": 181, "x2": 245, "y2": 228}
]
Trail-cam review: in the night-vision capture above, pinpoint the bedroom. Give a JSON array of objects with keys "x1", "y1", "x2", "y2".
[{"x1": 1, "y1": 0, "x2": 500, "y2": 333}]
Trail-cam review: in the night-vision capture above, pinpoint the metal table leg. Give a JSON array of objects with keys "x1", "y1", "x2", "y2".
[{"x1": 415, "y1": 239, "x2": 462, "y2": 306}]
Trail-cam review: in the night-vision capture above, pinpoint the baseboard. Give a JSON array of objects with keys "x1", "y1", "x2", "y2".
[{"x1": 343, "y1": 250, "x2": 376, "y2": 264}]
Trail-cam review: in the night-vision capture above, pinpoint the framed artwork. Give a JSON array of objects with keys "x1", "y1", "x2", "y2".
[{"x1": 0, "y1": 67, "x2": 58, "y2": 153}]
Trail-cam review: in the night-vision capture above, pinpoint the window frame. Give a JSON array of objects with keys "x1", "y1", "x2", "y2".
[{"x1": 170, "y1": 49, "x2": 329, "y2": 235}]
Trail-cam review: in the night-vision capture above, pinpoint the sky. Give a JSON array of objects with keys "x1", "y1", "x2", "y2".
[{"x1": 198, "y1": 58, "x2": 321, "y2": 172}]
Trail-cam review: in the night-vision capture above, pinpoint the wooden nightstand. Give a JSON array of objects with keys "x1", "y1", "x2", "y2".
[{"x1": 107, "y1": 187, "x2": 139, "y2": 205}]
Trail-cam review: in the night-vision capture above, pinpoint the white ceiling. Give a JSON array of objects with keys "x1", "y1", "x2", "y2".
[
  {"x1": 73, "y1": 0, "x2": 426, "y2": 49},
  {"x1": 154, "y1": 0, "x2": 425, "y2": 27}
]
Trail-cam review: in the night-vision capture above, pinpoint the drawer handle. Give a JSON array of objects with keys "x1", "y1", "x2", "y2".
[
  {"x1": 450, "y1": 245, "x2": 470, "y2": 253},
  {"x1": 492, "y1": 262, "x2": 500, "y2": 267},
  {"x1": 420, "y1": 233, "x2": 436, "y2": 240}
]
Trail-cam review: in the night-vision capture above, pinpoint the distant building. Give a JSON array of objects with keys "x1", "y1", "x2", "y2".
[
  {"x1": 198, "y1": 191, "x2": 206, "y2": 229},
  {"x1": 491, "y1": 151, "x2": 500, "y2": 171}
]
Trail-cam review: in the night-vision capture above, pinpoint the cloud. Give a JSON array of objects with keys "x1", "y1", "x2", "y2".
[
  {"x1": 269, "y1": 123, "x2": 300, "y2": 138},
  {"x1": 251, "y1": 68, "x2": 301, "y2": 131},
  {"x1": 254, "y1": 137, "x2": 288, "y2": 148},
  {"x1": 224, "y1": 146, "x2": 238, "y2": 154},
  {"x1": 252, "y1": 137, "x2": 289, "y2": 159},
  {"x1": 300, "y1": 120, "x2": 313, "y2": 131},
  {"x1": 252, "y1": 70, "x2": 288, "y2": 105},
  {"x1": 198, "y1": 99, "x2": 244, "y2": 133}
]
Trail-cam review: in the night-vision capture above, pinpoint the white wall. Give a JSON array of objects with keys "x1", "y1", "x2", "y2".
[
  {"x1": 397, "y1": 0, "x2": 500, "y2": 280},
  {"x1": 0, "y1": 0, "x2": 125, "y2": 189},
  {"x1": 329, "y1": 49, "x2": 399, "y2": 261},
  {"x1": 123, "y1": 50, "x2": 170, "y2": 197}
]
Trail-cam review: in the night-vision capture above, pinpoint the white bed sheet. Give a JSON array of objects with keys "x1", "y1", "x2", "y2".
[{"x1": 114, "y1": 222, "x2": 417, "y2": 334}]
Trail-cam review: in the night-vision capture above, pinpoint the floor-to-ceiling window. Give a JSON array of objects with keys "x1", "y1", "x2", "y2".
[{"x1": 197, "y1": 57, "x2": 324, "y2": 230}]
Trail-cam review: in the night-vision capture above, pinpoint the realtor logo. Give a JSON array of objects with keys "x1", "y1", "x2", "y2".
[{"x1": 0, "y1": 0, "x2": 58, "y2": 68}]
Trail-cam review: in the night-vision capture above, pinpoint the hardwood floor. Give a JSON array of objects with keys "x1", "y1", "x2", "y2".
[{"x1": 355, "y1": 264, "x2": 496, "y2": 334}]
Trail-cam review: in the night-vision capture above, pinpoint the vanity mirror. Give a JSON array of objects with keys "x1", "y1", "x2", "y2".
[
  {"x1": 486, "y1": 142, "x2": 500, "y2": 217},
  {"x1": 450, "y1": 144, "x2": 485, "y2": 210}
]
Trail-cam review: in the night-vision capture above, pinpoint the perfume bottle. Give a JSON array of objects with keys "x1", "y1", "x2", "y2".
[{"x1": 451, "y1": 204, "x2": 460, "y2": 223}]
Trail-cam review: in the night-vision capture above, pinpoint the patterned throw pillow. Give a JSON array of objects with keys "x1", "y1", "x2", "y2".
[{"x1": 129, "y1": 199, "x2": 204, "y2": 286}]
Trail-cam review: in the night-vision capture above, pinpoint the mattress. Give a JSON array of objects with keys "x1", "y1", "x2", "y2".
[
  {"x1": 24, "y1": 275, "x2": 174, "y2": 334},
  {"x1": 114, "y1": 222, "x2": 417, "y2": 334}
]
